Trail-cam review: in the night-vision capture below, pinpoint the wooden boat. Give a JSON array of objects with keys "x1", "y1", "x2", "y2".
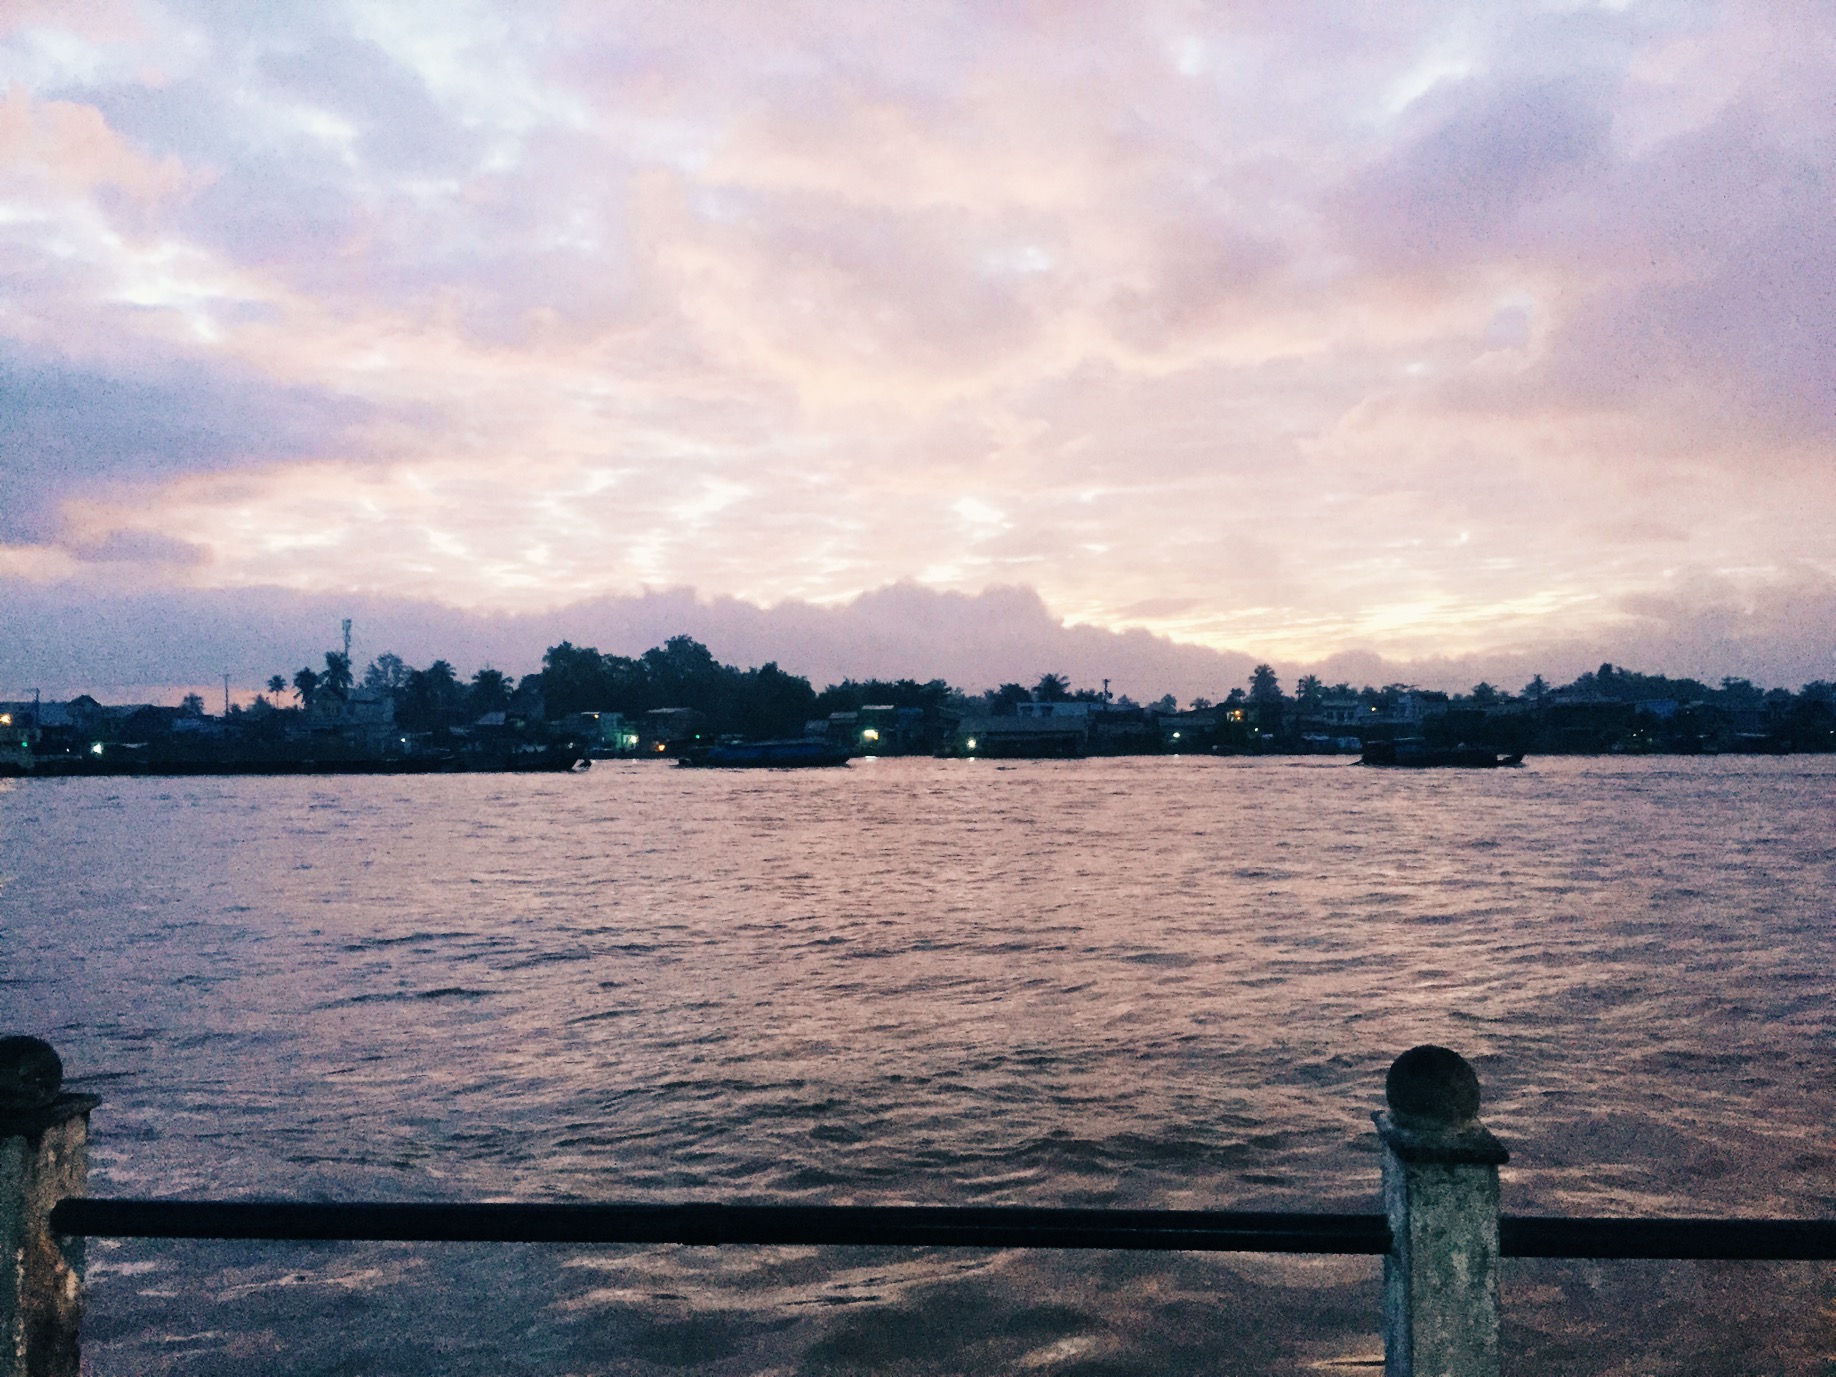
[{"x1": 677, "y1": 739, "x2": 851, "y2": 768}]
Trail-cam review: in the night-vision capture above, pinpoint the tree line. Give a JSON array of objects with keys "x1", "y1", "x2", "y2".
[{"x1": 255, "y1": 639, "x2": 1836, "y2": 745}]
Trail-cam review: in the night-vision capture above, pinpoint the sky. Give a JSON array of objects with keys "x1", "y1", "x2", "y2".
[{"x1": 2, "y1": 0, "x2": 1833, "y2": 700}]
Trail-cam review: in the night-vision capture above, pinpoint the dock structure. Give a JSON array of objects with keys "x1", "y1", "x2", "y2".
[{"x1": 8, "y1": 1036, "x2": 1836, "y2": 1377}]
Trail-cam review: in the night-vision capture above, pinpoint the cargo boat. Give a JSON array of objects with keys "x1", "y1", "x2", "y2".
[{"x1": 677, "y1": 739, "x2": 851, "y2": 768}]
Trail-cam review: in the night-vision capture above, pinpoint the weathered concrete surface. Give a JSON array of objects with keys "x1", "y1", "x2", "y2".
[
  {"x1": 1, "y1": 1095, "x2": 95, "y2": 1377},
  {"x1": 1378, "y1": 1046, "x2": 1507, "y2": 1377}
]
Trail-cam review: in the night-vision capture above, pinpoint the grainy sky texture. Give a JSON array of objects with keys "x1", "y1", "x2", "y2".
[{"x1": 3, "y1": 1, "x2": 1833, "y2": 696}]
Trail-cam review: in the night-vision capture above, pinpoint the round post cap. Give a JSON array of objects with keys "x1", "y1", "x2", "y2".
[
  {"x1": 1385, "y1": 1044, "x2": 1481, "y2": 1129},
  {"x1": 0, "y1": 1036, "x2": 64, "y2": 1111}
]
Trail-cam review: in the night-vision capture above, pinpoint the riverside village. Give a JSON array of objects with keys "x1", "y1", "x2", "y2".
[{"x1": 4, "y1": 628, "x2": 1833, "y2": 775}]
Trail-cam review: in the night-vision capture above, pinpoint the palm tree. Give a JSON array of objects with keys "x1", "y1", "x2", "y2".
[
  {"x1": 292, "y1": 666, "x2": 320, "y2": 709},
  {"x1": 470, "y1": 668, "x2": 512, "y2": 715},
  {"x1": 267, "y1": 675, "x2": 287, "y2": 697},
  {"x1": 321, "y1": 651, "x2": 353, "y2": 700},
  {"x1": 363, "y1": 653, "x2": 408, "y2": 691},
  {"x1": 1033, "y1": 672, "x2": 1070, "y2": 702}
]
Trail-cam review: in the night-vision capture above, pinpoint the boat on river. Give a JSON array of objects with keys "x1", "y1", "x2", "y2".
[
  {"x1": 677, "y1": 739, "x2": 852, "y2": 768},
  {"x1": 1360, "y1": 739, "x2": 1524, "y2": 768}
]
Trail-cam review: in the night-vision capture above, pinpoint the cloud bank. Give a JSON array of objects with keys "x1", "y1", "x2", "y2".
[{"x1": 4, "y1": 576, "x2": 1831, "y2": 706}]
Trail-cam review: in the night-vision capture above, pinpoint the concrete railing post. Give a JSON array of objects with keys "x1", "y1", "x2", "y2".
[
  {"x1": 0, "y1": 1038, "x2": 98, "y2": 1377},
  {"x1": 1376, "y1": 1046, "x2": 1508, "y2": 1377}
]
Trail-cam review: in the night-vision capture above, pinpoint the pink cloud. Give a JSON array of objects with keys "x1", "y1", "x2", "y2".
[{"x1": 0, "y1": 84, "x2": 188, "y2": 201}]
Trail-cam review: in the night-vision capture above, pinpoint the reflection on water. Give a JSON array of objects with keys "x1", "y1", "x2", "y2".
[{"x1": 3, "y1": 756, "x2": 1835, "y2": 1375}]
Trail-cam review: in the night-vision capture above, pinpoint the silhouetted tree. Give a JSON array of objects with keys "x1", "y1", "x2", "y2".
[
  {"x1": 1295, "y1": 674, "x2": 1323, "y2": 709},
  {"x1": 731, "y1": 662, "x2": 817, "y2": 739},
  {"x1": 1191, "y1": 697, "x2": 1213, "y2": 710},
  {"x1": 536, "y1": 637, "x2": 933, "y2": 736},
  {"x1": 400, "y1": 661, "x2": 466, "y2": 730},
  {"x1": 1719, "y1": 676, "x2": 1761, "y2": 708},
  {"x1": 1033, "y1": 672, "x2": 1070, "y2": 702},
  {"x1": 470, "y1": 668, "x2": 512, "y2": 715},
  {"x1": 1471, "y1": 682, "x2": 1499, "y2": 708},
  {"x1": 509, "y1": 677, "x2": 546, "y2": 723},
  {"x1": 641, "y1": 636, "x2": 727, "y2": 711},
  {"x1": 321, "y1": 651, "x2": 353, "y2": 701},
  {"x1": 364, "y1": 653, "x2": 409, "y2": 692},
  {"x1": 267, "y1": 675, "x2": 287, "y2": 698},
  {"x1": 292, "y1": 666, "x2": 320, "y2": 709},
  {"x1": 1778, "y1": 686, "x2": 1836, "y2": 751},
  {"x1": 1249, "y1": 664, "x2": 1282, "y2": 704},
  {"x1": 180, "y1": 693, "x2": 205, "y2": 716},
  {"x1": 538, "y1": 642, "x2": 612, "y2": 716},
  {"x1": 988, "y1": 683, "x2": 1031, "y2": 716}
]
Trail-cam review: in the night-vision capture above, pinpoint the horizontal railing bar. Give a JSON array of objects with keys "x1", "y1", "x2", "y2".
[
  {"x1": 53, "y1": 1200, "x2": 1836, "y2": 1260},
  {"x1": 51, "y1": 1199, "x2": 1390, "y2": 1253},
  {"x1": 1501, "y1": 1216, "x2": 1836, "y2": 1260}
]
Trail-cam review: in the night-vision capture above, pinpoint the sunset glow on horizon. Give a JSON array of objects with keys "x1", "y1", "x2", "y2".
[{"x1": 4, "y1": 1, "x2": 1834, "y2": 693}]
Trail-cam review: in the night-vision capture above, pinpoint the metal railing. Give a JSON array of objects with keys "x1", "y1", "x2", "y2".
[
  {"x1": 44, "y1": 1198, "x2": 1836, "y2": 1259},
  {"x1": 48, "y1": 1199, "x2": 1392, "y2": 1252},
  {"x1": 5, "y1": 1037, "x2": 1833, "y2": 1377}
]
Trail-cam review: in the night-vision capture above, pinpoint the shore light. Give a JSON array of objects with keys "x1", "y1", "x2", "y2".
[
  {"x1": 90, "y1": 743, "x2": 104, "y2": 755},
  {"x1": 966, "y1": 738, "x2": 977, "y2": 750},
  {"x1": 0, "y1": 714, "x2": 10, "y2": 726},
  {"x1": 861, "y1": 728, "x2": 880, "y2": 743}
]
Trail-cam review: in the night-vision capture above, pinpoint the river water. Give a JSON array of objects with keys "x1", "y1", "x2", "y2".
[{"x1": 3, "y1": 755, "x2": 1835, "y2": 1376}]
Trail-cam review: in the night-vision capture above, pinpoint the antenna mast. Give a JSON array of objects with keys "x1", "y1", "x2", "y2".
[{"x1": 342, "y1": 619, "x2": 353, "y2": 664}]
